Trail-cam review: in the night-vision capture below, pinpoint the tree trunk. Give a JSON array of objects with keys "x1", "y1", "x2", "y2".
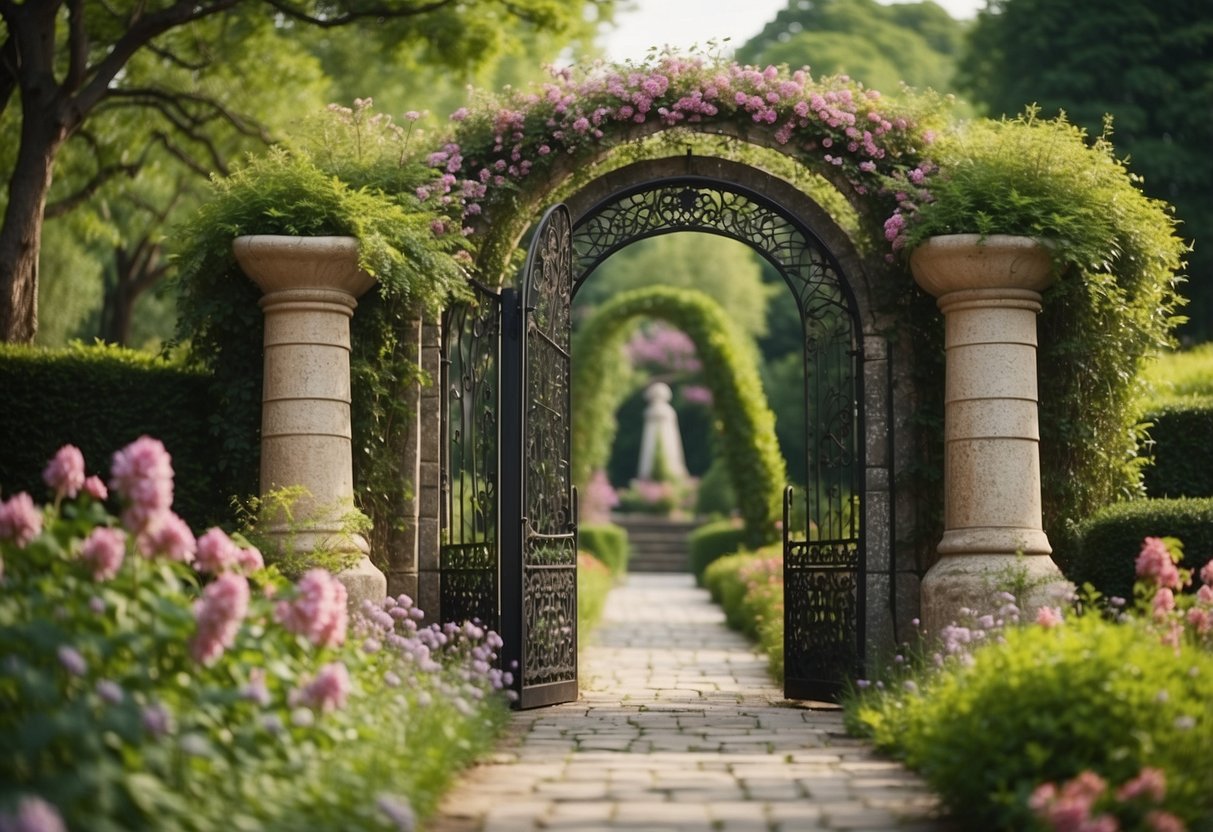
[{"x1": 0, "y1": 104, "x2": 66, "y2": 343}]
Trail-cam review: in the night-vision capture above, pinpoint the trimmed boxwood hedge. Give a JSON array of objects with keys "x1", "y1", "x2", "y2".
[
  {"x1": 578, "y1": 522, "x2": 629, "y2": 576},
  {"x1": 1141, "y1": 397, "x2": 1213, "y2": 498},
  {"x1": 688, "y1": 519, "x2": 749, "y2": 583},
  {"x1": 1070, "y1": 497, "x2": 1213, "y2": 600},
  {"x1": 0, "y1": 343, "x2": 251, "y2": 530}
]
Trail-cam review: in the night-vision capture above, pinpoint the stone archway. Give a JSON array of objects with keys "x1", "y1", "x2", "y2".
[{"x1": 417, "y1": 152, "x2": 924, "y2": 697}]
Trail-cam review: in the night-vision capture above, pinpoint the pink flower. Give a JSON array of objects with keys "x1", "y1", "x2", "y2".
[
  {"x1": 190, "y1": 573, "x2": 250, "y2": 665},
  {"x1": 110, "y1": 436, "x2": 174, "y2": 533},
  {"x1": 293, "y1": 661, "x2": 350, "y2": 713},
  {"x1": 194, "y1": 528, "x2": 239, "y2": 574},
  {"x1": 1145, "y1": 811, "x2": 1187, "y2": 832},
  {"x1": 1200, "y1": 559, "x2": 1213, "y2": 588},
  {"x1": 275, "y1": 568, "x2": 348, "y2": 648},
  {"x1": 237, "y1": 545, "x2": 265, "y2": 573},
  {"x1": 0, "y1": 493, "x2": 42, "y2": 547},
  {"x1": 450, "y1": 107, "x2": 468, "y2": 122},
  {"x1": 1035, "y1": 606, "x2": 1064, "y2": 628},
  {"x1": 1153, "y1": 588, "x2": 1176, "y2": 620},
  {"x1": 1197, "y1": 584, "x2": 1213, "y2": 605},
  {"x1": 1116, "y1": 767, "x2": 1167, "y2": 803},
  {"x1": 79, "y1": 526, "x2": 126, "y2": 581},
  {"x1": 137, "y1": 512, "x2": 195, "y2": 563},
  {"x1": 42, "y1": 445, "x2": 85, "y2": 499},
  {"x1": 0, "y1": 796, "x2": 67, "y2": 832},
  {"x1": 82, "y1": 476, "x2": 107, "y2": 501},
  {"x1": 1186, "y1": 606, "x2": 1212, "y2": 635},
  {"x1": 1136, "y1": 537, "x2": 1182, "y2": 590}
]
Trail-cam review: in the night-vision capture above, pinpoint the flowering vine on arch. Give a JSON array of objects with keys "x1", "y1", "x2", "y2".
[{"x1": 418, "y1": 54, "x2": 943, "y2": 280}]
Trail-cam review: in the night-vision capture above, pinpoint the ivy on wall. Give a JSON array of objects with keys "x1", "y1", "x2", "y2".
[{"x1": 572, "y1": 285, "x2": 786, "y2": 547}]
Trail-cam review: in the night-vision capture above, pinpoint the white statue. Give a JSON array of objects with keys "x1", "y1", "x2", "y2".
[{"x1": 637, "y1": 382, "x2": 688, "y2": 481}]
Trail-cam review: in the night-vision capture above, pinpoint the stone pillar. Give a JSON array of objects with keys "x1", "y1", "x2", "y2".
[
  {"x1": 416, "y1": 319, "x2": 445, "y2": 621},
  {"x1": 910, "y1": 234, "x2": 1070, "y2": 632},
  {"x1": 233, "y1": 235, "x2": 387, "y2": 609}
]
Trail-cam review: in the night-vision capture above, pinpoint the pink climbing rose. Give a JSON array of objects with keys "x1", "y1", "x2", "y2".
[
  {"x1": 1135, "y1": 537, "x2": 1183, "y2": 590},
  {"x1": 79, "y1": 526, "x2": 126, "y2": 581},
  {"x1": 190, "y1": 573, "x2": 250, "y2": 665},
  {"x1": 194, "y1": 528, "x2": 240, "y2": 575},
  {"x1": 109, "y1": 436, "x2": 174, "y2": 533}
]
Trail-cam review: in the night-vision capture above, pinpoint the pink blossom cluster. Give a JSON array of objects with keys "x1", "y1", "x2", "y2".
[
  {"x1": 41, "y1": 445, "x2": 85, "y2": 500},
  {"x1": 190, "y1": 573, "x2": 251, "y2": 665},
  {"x1": 626, "y1": 324, "x2": 700, "y2": 372},
  {"x1": 0, "y1": 492, "x2": 41, "y2": 548},
  {"x1": 1030, "y1": 768, "x2": 1186, "y2": 832},
  {"x1": 275, "y1": 568, "x2": 348, "y2": 648},
  {"x1": 291, "y1": 661, "x2": 351, "y2": 713},
  {"x1": 681, "y1": 385, "x2": 714, "y2": 406},
  {"x1": 581, "y1": 469, "x2": 619, "y2": 524},
  {"x1": 420, "y1": 56, "x2": 926, "y2": 226},
  {"x1": 1136, "y1": 537, "x2": 1185, "y2": 591},
  {"x1": 108, "y1": 436, "x2": 198, "y2": 563},
  {"x1": 0, "y1": 795, "x2": 67, "y2": 832},
  {"x1": 1133, "y1": 537, "x2": 1213, "y2": 646},
  {"x1": 79, "y1": 526, "x2": 126, "y2": 581},
  {"x1": 194, "y1": 527, "x2": 263, "y2": 575}
]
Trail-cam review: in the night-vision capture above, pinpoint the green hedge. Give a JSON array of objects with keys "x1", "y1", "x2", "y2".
[
  {"x1": 0, "y1": 343, "x2": 250, "y2": 529},
  {"x1": 688, "y1": 520, "x2": 749, "y2": 583},
  {"x1": 1141, "y1": 397, "x2": 1213, "y2": 498},
  {"x1": 1071, "y1": 497, "x2": 1213, "y2": 599},
  {"x1": 578, "y1": 522, "x2": 629, "y2": 576}
]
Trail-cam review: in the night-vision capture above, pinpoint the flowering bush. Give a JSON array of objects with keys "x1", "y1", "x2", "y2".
[
  {"x1": 844, "y1": 537, "x2": 1213, "y2": 830},
  {"x1": 0, "y1": 439, "x2": 511, "y2": 831},
  {"x1": 702, "y1": 548, "x2": 784, "y2": 682}
]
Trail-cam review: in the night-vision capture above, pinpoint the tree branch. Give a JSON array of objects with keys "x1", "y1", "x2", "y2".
[
  {"x1": 65, "y1": 0, "x2": 88, "y2": 93},
  {"x1": 261, "y1": 0, "x2": 455, "y2": 29},
  {"x1": 103, "y1": 86, "x2": 271, "y2": 143},
  {"x1": 0, "y1": 32, "x2": 17, "y2": 118},
  {"x1": 43, "y1": 159, "x2": 141, "y2": 219}
]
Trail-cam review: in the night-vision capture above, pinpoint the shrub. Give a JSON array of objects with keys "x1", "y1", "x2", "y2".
[
  {"x1": 688, "y1": 519, "x2": 748, "y2": 583},
  {"x1": 1071, "y1": 498, "x2": 1213, "y2": 599},
  {"x1": 0, "y1": 343, "x2": 248, "y2": 529},
  {"x1": 694, "y1": 457, "x2": 737, "y2": 518},
  {"x1": 847, "y1": 538, "x2": 1213, "y2": 830},
  {"x1": 1140, "y1": 397, "x2": 1213, "y2": 498},
  {"x1": 578, "y1": 522, "x2": 628, "y2": 576},
  {"x1": 0, "y1": 440, "x2": 510, "y2": 830},
  {"x1": 1139, "y1": 343, "x2": 1213, "y2": 401}
]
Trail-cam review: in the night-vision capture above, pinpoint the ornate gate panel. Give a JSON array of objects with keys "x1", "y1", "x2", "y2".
[
  {"x1": 440, "y1": 280, "x2": 502, "y2": 632},
  {"x1": 501, "y1": 204, "x2": 579, "y2": 709}
]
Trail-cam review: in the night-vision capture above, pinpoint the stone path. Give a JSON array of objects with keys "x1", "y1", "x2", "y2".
[{"x1": 429, "y1": 574, "x2": 954, "y2": 832}]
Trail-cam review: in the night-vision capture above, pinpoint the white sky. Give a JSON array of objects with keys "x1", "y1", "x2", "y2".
[{"x1": 598, "y1": 0, "x2": 986, "y2": 64}]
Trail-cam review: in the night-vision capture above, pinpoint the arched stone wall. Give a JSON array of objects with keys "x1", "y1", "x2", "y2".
[{"x1": 414, "y1": 154, "x2": 925, "y2": 656}]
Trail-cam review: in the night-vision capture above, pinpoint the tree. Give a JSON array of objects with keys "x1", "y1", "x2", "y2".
[
  {"x1": 736, "y1": 0, "x2": 966, "y2": 94},
  {"x1": 0, "y1": 1, "x2": 613, "y2": 343},
  {"x1": 956, "y1": 0, "x2": 1213, "y2": 339}
]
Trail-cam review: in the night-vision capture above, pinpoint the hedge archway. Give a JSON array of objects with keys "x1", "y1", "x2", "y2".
[{"x1": 572, "y1": 285, "x2": 786, "y2": 547}]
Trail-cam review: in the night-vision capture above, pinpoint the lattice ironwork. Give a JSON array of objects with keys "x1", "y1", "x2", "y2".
[
  {"x1": 440, "y1": 281, "x2": 501, "y2": 632},
  {"x1": 502, "y1": 204, "x2": 579, "y2": 709},
  {"x1": 573, "y1": 177, "x2": 865, "y2": 702}
]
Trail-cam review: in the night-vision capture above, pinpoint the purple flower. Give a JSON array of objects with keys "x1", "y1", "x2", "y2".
[
  {"x1": 190, "y1": 573, "x2": 250, "y2": 665},
  {"x1": 0, "y1": 796, "x2": 67, "y2": 832},
  {"x1": 57, "y1": 645, "x2": 86, "y2": 676},
  {"x1": 0, "y1": 493, "x2": 42, "y2": 548},
  {"x1": 79, "y1": 526, "x2": 126, "y2": 581},
  {"x1": 42, "y1": 445, "x2": 85, "y2": 499},
  {"x1": 242, "y1": 668, "x2": 271, "y2": 707},
  {"x1": 95, "y1": 679, "x2": 123, "y2": 704},
  {"x1": 142, "y1": 703, "x2": 171, "y2": 738},
  {"x1": 375, "y1": 794, "x2": 416, "y2": 832}
]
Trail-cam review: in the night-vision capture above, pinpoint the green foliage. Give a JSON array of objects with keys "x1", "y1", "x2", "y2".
[
  {"x1": 172, "y1": 102, "x2": 469, "y2": 568},
  {"x1": 850, "y1": 615, "x2": 1213, "y2": 828},
  {"x1": 896, "y1": 109, "x2": 1188, "y2": 532},
  {"x1": 571, "y1": 287, "x2": 786, "y2": 547},
  {"x1": 0, "y1": 342, "x2": 247, "y2": 529},
  {"x1": 1140, "y1": 398, "x2": 1213, "y2": 498},
  {"x1": 1070, "y1": 498, "x2": 1213, "y2": 600},
  {"x1": 688, "y1": 520, "x2": 750, "y2": 583},
  {"x1": 1139, "y1": 343, "x2": 1213, "y2": 402},
  {"x1": 694, "y1": 457, "x2": 738, "y2": 518},
  {"x1": 0, "y1": 465, "x2": 510, "y2": 831},
  {"x1": 956, "y1": 0, "x2": 1213, "y2": 339},
  {"x1": 578, "y1": 523, "x2": 629, "y2": 577},
  {"x1": 702, "y1": 548, "x2": 784, "y2": 681}
]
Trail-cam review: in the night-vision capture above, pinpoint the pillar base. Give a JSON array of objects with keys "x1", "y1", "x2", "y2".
[
  {"x1": 921, "y1": 553, "x2": 1072, "y2": 635},
  {"x1": 261, "y1": 527, "x2": 387, "y2": 611},
  {"x1": 335, "y1": 554, "x2": 388, "y2": 612}
]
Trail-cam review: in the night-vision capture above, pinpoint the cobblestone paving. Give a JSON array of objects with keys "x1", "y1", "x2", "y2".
[{"x1": 430, "y1": 574, "x2": 955, "y2": 832}]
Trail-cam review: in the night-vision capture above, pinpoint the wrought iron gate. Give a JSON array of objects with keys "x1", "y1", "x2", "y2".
[
  {"x1": 500, "y1": 204, "x2": 578, "y2": 708},
  {"x1": 570, "y1": 176, "x2": 865, "y2": 702}
]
